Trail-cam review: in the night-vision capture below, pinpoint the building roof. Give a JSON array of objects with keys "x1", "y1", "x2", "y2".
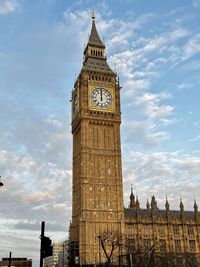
[
  {"x1": 124, "y1": 207, "x2": 199, "y2": 221},
  {"x1": 82, "y1": 57, "x2": 113, "y2": 73},
  {"x1": 87, "y1": 18, "x2": 105, "y2": 48}
]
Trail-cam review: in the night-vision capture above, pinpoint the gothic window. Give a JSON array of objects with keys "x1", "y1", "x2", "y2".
[
  {"x1": 128, "y1": 225, "x2": 133, "y2": 234},
  {"x1": 176, "y1": 257, "x2": 183, "y2": 267},
  {"x1": 128, "y1": 239, "x2": 136, "y2": 252},
  {"x1": 174, "y1": 240, "x2": 181, "y2": 252},
  {"x1": 144, "y1": 239, "x2": 151, "y2": 250},
  {"x1": 189, "y1": 240, "x2": 196, "y2": 252},
  {"x1": 143, "y1": 225, "x2": 150, "y2": 235},
  {"x1": 173, "y1": 226, "x2": 180, "y2": 235},
  {"x1": 159, "y1": 239, "x2": 166, "y2": 252},
  {"x1": 188, "y1": 226, "x2": 194, "y2": 236},
  {"x1": 158, "y1": 226, "x2": 165, "y2": 235},
  {"x1": 159, "y1": 257, "x2": 167, "y2": 266}
]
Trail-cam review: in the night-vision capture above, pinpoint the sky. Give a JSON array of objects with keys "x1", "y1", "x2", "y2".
[{"x1": 0, "y1": 0, "x2": 200, "y2": 266}]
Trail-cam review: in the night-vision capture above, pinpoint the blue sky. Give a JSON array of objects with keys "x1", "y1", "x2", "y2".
[{"x1": 0, "y1": 0, "x2": 200, "y2": 266}]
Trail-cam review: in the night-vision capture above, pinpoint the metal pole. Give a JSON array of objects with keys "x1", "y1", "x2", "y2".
[
  {"x1": 8, "y1": 252, "x2": 12, "y2": 267},
  {"x1": 40, "y1": 221, "x2": 45, "y2": 267}
]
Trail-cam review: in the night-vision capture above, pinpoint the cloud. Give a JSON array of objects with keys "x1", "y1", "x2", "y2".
[
  {"x1": 135, "y1": 92, "x2": 174, "y2": 119},
  {"x1": 193, "y1": 121, "x2": 200, "y2": 128},
  {"x1": 0, "y1": 0, "x2": 17, "y2": 15},
  {"x1": 122, "y1": 119, "x2": 170, "y2": 148},
  {"x1": 183, "y1": 33, "x2": 200, "y2": 59},
  {"x1": 123, "y1": 151, "x2": 200, "y2": 209},
  {"x1": 193, "y1": 0, "x2": 200, "y2": 8},
  {"x1": 189, "y1": 135, "x2": 200, "y2": 142}
]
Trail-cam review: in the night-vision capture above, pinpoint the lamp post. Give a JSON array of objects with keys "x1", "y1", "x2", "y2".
[{"x1": 0, "y1": 176, "x2": 3, "y2": 188}]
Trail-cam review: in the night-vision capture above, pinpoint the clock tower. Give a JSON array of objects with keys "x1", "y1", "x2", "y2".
[{"x1": 70, "y1": 14, "x2": 124, "y2": 266}]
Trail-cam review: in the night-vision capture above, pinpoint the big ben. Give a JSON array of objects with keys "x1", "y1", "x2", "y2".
[{"x1": 70, "y1": 14, "x2": 124, "y2": 266}]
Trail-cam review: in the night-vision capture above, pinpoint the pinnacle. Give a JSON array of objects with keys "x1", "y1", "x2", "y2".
[{"x1": 88, "y1": 19, "x2": 105, "y2": 48}]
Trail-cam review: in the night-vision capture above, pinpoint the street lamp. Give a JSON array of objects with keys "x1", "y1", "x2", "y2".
[{"x1": 0, "y1": 176, "x2": 3, "y2": 188}]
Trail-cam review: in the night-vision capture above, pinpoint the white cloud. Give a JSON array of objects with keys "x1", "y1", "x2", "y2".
[
  {"x1": 134, "y1": 92, "x2": 174, "y2": 122},
  {"x1": 0, "y1": 0, "x2": 17, "y2": 15},
  {"x1": 189, "y1": 135, "x2": 200, "y2": 142},
  {"x1": 193, "y1": 121, "x2": 200, "y2": 128},
  {"x1": 193, "y1": 0, "x2": 200, "y2": 8},
  {"x1": 183, "y1": 33, "x2": 200, "y2": 59},
  {"x1": 122, "y1": 119, "x2": 170, "y2": 148},
  {"x1": 123, "y1": 151, "x2": 200, "y2": 209},
  {"x1": 137, "y1": 27, "x2": 189, "y2": 55}
]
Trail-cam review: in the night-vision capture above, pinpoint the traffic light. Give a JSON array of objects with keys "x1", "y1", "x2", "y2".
[{"x1": 41, "y1": 236, "x2": 53, "y2": 258}]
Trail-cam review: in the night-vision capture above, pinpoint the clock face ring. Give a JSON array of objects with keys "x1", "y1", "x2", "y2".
[{"x1": 91, "y1": 88, "x2": 112, "y2": 109}]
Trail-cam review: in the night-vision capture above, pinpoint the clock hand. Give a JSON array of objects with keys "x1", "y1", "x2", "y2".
[{"x1": 100, "y1": 89, "x2": 103, "y2": 102}]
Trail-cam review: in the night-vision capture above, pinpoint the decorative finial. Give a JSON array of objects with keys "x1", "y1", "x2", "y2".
[
  {"x1": 165, "y1": 197, "x2": 169, "y2": 211},
  {"x1": 91, "y1": 9, "x2": 95, "y2": 20},
  {"x1": 146, "y1": 199, "x2": 150, "y2": 210},
  {"x1": 129, "y1": 185, "x2": 135, "y2": 208},
  {"x1": 194, "y1": 198, "x2": 198, "y2": 210},
  {"x1": 131, "y1": 184, "x2": 133, "y2": 192},
  {"x1": 180, "y1": 197, "x2": 184, "y2": 210}
]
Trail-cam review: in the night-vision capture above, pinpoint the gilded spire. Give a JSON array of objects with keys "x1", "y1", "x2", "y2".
[{"x1": 87, "y1": 13, "x2": 105, "y2": 48}]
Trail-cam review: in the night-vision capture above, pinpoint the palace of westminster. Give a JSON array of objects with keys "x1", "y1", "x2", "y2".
[{"x1": 69, "y1": 14, "x2": 200, "y2": 267}]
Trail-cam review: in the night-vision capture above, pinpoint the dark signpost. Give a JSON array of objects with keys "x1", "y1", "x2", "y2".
[{"x1": 40, "y1": 221, "x2": 53, "y2": 267}]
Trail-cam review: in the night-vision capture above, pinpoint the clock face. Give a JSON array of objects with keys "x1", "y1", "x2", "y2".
[
  {"x1": 91, "y1": 88, "x2": 112, "y2": 109},
  {"x1": 73, "y1": 94, "x2": 78, "y2": 114}
]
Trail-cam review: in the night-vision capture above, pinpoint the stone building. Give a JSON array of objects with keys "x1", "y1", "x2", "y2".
[
  {"x1": 44, "y1": 242, "x2": 64, "y2": 267},
  {"x1": 0, "y1": 258, "x2": 32, "y2": 267},
  {"x1": 69, "y1": 14, "x2": 200, "y2": 267},
  {"x1": 125, "y1": 189, "x2": 200, "y2": 266}
]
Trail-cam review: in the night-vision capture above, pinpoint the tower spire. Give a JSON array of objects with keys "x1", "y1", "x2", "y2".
[
  {"x1": 86, "y1": 13, "x2": 105, "y2": 49},
  {"x1": 129, "y1": 187, "x2": 136, "y2": 208},
  {"x1": 91, "y1": 9, "x2": 95, "y2": 21},
  {"x1": 82, "y1": 15, "x2": 113, "y2": 74}
]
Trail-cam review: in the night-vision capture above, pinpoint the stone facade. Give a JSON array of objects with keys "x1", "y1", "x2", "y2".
[
  {"x1": 125, "y1": 192, "x2": 200, "y2": 266},
  {"x1": 0, "y1": 258, "x2": 32, "y2": 267},
  {"x1": 70, "y1": 15, "x2": 124, "y2": 266},
  {"x1": 69, "y1": 16, "x2": 200, "y2": 267},
  {"x1": 44, "y1": 242, "x2": 64, "y2": 267}
]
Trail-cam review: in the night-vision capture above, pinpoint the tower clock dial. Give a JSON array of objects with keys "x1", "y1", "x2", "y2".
[{"x1": 91, "y1": 88, "x2": 112, "y2": 109}]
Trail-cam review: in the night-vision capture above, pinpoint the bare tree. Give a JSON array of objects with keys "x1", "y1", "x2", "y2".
[{"x1": 98, "y1": 230, "x2": 123, "y2": 267}]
